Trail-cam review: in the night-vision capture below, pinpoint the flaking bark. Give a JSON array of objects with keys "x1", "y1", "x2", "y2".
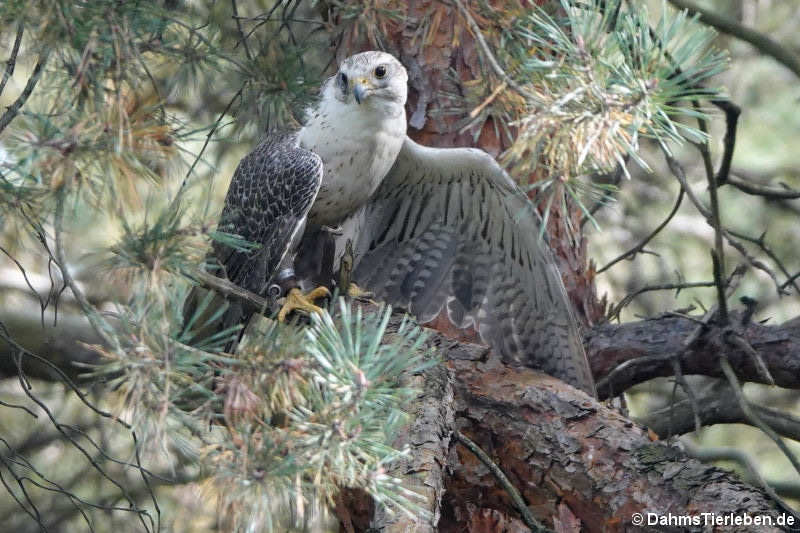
[{"x1": 336, "y1": 310, "x2": 787, "y2": 533}]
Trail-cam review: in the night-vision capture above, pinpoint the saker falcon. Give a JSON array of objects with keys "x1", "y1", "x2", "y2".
[{"x1": 207, "y1": 51, "x2": 595, "y2": 395}]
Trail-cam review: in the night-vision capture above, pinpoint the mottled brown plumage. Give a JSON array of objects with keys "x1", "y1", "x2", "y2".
[{"x1": 208, "y1": 131, "x2": 322, "y2": 340}]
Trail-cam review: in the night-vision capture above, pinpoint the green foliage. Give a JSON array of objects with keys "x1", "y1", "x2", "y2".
[
  {"x1": 206, "y1": 302, "x2": 434, "y2": 530},
  {"x1": 89, "y1": 289, "x2": 434, "y2": 530},
  {"x1": 85, "y1": 194, "x2": 434, "y2": 525},
  {"x1": 102, "y1": 206, "x2": 208, "y2": 280},
  {"x1": 487, "y1": 0, "x2": 728, "y2": 227},
  {"x1": 507, "y1": 0, "x2": 728, "y2": 175},
  {"x1": 2, "y1": 0, "x2": 767, "y2": 529}
]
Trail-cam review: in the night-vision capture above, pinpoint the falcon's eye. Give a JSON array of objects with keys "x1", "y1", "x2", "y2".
[
  {"x1": 339, "y1": 72, "x2": 348, "y2": 88},
  {"x1": 374, "y1": 65, "x2": 387, "y2": 79}
]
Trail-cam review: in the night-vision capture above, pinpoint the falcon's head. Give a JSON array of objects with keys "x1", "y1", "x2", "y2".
[{"x1": 330, "y1": 51, "x2": 408, "y2": 110}]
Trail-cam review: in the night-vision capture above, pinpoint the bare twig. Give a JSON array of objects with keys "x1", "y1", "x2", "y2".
[
  {"x1": 725, "y1": 227, "x2": 800, "y2": 295},
  {"x1": 597, "y1": 187, "x2": 684, "y2": 274},
  {"x1": 665, "y1": 155, "x2": 785, "y2": 292},
  {"x1": 709, "y1": 99, "x2": 740, "y2": 186},
  {"x1": 0, "y1": 320, "x2": 125, "y2": 425},
  {"x1": 0, "y1": 245, "x2": 50, "y2": 326},
  {"x1": 0, "y1": 451, "x2": 48, "y2": 531},
  {"x1": 710, "y1": 251, "x2": 728, "y2": 324},
  {"x1": 667, "y1": 0, "x2": 800, "y2": 80},
  {"x1": 8, "y1": 346, "x2": 155, "y2": 533},
  {"x1": 782, "y1": 271, "x2": 800, "y2": 292},
  {"x1": 725, "y1": 332, "x2": 775, "y2": 386},
  {"x1": 607, "y1": 280, "x2": 716, "y2": 322},
  {"x1": 669, "y1": 356, "x2": 701, "y2": 434},
  {"x1": 0, "y1": 49, "x2": 50, "y2": 135},
  {"x1": 719, "y1": 357, "x2": 800, "y2": 480},
  {"x1": 455, "y1": 430, "x2": 551, "y2": 533},
  {"x1": 53, "y1": 191, "x2": 115, "y2": 349},
  {"x1": 0, "y1": 22, "x2": 24, "y2": 98},
  {"x1": 667, "y1": 143, "x2": 729, "y2": 323},
  {"x1": 682, "y1": 440, "x2": 800, "y2": 522},
  {"x1": 727, "y1": 173, "x2": 800, "y2": 200},
  {"x1": 230, "y1": 0, "x2": 254, "y2": 61},
  {"x1": 170, "y1": 85, "x2": 244, "y2": 204}
]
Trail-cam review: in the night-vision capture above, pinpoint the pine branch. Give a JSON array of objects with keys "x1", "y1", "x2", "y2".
[
  {"x1": 588, "y1": 311, "x2": 800, "y2": 398},
  {"x1": 0, "y1": 22, "x2": 23, "y2": 98},
  {"x1": 0, "y1": 49, "x2": 49, "y2": 135},
  {"x1": 190, "y1": 268, "x2": 269, "y2": 312},
  {"x1": 638, "y1": 383, "x2": 800, "y2": 442}
]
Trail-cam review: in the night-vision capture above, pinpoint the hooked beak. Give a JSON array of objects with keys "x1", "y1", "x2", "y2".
[{"x1": 353, "y1": 79, "x2": 370, "y2": 105}]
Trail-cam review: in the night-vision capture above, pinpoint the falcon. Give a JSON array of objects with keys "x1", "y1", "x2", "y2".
[{"x1": 207, "y1": 51, "x2": 595, "y2": 395}]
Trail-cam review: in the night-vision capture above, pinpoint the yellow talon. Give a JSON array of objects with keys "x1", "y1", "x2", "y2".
[
  {"x1": 347, "y1": 282, "x2": 375, "y2": 302},
  {"x1": 277, "y1": 287, "x2": 330, "y2": 322}
]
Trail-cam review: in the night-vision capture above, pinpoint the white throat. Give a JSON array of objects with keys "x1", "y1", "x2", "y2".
[{"x1": 298, "y1": 86, "x2": 407, "y2": 226}]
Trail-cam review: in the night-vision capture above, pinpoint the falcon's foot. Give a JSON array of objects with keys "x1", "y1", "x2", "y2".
[
  {"x1": 347, "y1": 283, "x2": 375, "y2": 303},
  {"x1": 277, "y1": 287, "x2": 331, "y2": 322}
]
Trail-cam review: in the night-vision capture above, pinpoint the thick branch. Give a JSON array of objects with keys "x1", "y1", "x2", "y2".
[
  {"x1": 588, "y1": 312, "x2": 800, "y2": 399},
  {"x1": 448, "y1": 366, "x2": 783, "y2": 531},
  {"x1": 330, "y1": 309, "x2": 790, "y2": 531},
  {"x1": 342, "y1": 347, "x2": 455, "y2": 533},
  {"x1": 636, "y1": 383, "x2": 800, "y2": 442}
]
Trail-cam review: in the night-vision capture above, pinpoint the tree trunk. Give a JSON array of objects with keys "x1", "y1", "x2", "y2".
[
  {"x1": 324, "y1": 5, "x2": 796, "y2": 528},
  {"x1": 336, "y1": 314, "x2": 786, "y2": 532}
]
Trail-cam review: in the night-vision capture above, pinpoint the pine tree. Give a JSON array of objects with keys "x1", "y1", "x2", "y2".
[{"x1": 1, "y1": 1, "x2": 798, "y2": 531}]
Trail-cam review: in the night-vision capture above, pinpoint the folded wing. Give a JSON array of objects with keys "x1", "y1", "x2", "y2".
[
  {"x1": 198, "y1": 131, "x2": 322, "y2": 349},
  {"x1": 353, "y1": 137, "x2": 595, "y2": 395},
  {"x1": 213, "y1": 131, "x2": 322, "y2": 295}
]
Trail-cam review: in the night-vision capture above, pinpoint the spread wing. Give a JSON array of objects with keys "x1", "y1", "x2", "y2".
[{"x1": 352, "y1": 137, "x2": 595, "y2": 395}]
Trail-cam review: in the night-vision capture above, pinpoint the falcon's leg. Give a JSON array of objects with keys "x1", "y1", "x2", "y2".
[
  {"x1": 334, "y1": 238, "x2": 374, "y2": 302},
  {"x1": 277, "y1": 286, "x2": 331, "y2": 322}
]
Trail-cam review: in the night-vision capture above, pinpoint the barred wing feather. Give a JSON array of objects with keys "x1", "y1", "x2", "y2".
[{"x1": 353, "y1": 137, "x2": 595, "y2": 395}]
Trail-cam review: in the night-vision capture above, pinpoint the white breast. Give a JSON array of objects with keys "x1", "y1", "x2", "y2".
[{"x1": 298, "y1": 95, "x2": 406, "y2": 226}]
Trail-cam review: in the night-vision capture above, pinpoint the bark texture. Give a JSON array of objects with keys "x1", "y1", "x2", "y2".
[
  {"x1": 587, "y1": 312, "x2": 800, "y2": 399},
  {"x1": 340, "y1": 315, "x2": 787, "y2": 533}
]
